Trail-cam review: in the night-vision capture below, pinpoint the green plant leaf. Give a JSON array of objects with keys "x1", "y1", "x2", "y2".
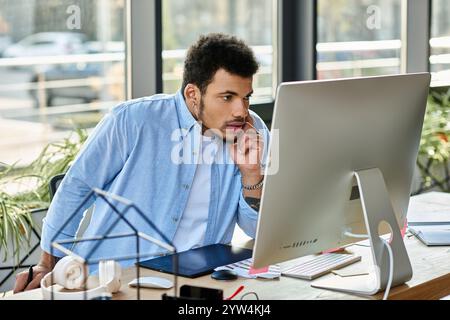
[{"x1": 0, "y1": 129, "x2": 88, "y2": 262}]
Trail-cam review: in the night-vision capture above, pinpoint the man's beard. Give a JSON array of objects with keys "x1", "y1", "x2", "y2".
[{"x1": 197, "y1": 98, "x2": 246, "y2": 143}]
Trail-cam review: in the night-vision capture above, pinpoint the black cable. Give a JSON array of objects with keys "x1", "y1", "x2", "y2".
[{"x1": 240, "y1": 292, "x2": 259, "y2": 300}]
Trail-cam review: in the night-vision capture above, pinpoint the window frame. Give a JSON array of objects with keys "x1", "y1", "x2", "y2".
[
  {"x1": 126, "y1": 0, "x2": 162, "y2": 100},
  {"x1": 401, "y1": 0, "x2": 431, "y2": 74},
  {"x1": 279, "y1": 0, "x2": 317, "y2": 83}
]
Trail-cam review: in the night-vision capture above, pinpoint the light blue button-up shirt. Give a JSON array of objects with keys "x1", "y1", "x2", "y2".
[{"x1": 41, "y1": 91, "x2": 269, "y2": 269}]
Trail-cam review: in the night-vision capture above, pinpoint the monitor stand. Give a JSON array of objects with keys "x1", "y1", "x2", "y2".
[{"x1": 311, "y1": 168, "x2": 413, "y2": 296}]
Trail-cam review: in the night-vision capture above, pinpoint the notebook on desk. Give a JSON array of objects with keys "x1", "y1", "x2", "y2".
[{"x1": 408, "y1": 223, "x2": 450, "y2": 246}]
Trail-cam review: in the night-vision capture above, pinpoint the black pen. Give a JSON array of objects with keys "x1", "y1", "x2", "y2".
[{"x1": 25, "y1": 265, "x2": 34, "y2": 288}]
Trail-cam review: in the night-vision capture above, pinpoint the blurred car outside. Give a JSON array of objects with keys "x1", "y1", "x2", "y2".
[
  {"x1": 2, "y1": 32, "x2": 88, "y2": 59},
  {"x1": 26, "y1": 39, "x2": 125, "y2": 108}
]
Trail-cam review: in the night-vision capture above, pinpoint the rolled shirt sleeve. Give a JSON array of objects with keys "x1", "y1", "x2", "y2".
[{"x1": 236, "y1": 191, "x2": 260, "y2": 238}]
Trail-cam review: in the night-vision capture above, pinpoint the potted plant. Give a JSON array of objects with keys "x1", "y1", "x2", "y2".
[
  {"x1": 415, "y1": 87, "x2": 450, "y2": 194},
  {"x1": 0, "y1": 129, "x2": 87, "y2": 291}
]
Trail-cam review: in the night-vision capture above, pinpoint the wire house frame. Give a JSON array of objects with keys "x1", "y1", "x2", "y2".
[{"x1": 48, "y1": 188, "x2": 179, "y2": 300}]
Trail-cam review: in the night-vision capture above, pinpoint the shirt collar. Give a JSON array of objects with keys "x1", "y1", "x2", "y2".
[{"x1": 175, "y1": 90, "x2": 198, "y2": 136}]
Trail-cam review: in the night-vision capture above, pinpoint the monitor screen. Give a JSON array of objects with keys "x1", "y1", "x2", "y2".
[{"x1": 253, "y1": 73, "x2": 431, "y2": 269}]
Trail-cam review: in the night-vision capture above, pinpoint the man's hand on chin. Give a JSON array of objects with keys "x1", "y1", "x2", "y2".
[{"x1": 230, "y1": 117, "x2": 264, "y2": 209}]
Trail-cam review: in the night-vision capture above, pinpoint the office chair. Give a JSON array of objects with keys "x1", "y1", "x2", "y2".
[{"x1": 49, "y1": 173, "x2": 66, "y2": 200}]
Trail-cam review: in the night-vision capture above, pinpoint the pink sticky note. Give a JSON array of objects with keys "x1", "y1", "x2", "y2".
[
  {"x1": 322, "y1": 247, "x2": 345, "y2": 254},
  {"x1": 249, "y1": 266, "x2": 269, "y2": 275},
  {"x1": 401, "y1": 218, "x2": 408, "y2": 239}
]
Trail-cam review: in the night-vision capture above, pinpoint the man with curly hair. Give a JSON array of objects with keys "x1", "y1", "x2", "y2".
[{"x1": 14, "y1": 33, "x2": 269, "y2": 293}]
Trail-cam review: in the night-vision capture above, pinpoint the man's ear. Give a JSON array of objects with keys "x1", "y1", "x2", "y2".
[
  {"x1": 184, "y1": 84, "x2": 199, "y2": 102},
  {"x1": 184, "y1": 84, "x2": 201, "y2": 115}
]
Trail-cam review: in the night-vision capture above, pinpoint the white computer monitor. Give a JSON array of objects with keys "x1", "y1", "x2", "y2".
[{"x1": 252, "y1": 73, "x2": 431, "y2": 295}]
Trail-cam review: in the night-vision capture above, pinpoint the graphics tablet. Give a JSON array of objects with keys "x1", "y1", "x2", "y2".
[{"x1": 138, "y1": 244, "x2": 253, "y2": 278}]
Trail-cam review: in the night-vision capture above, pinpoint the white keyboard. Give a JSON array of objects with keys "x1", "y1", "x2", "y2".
[{"x1": 281, "y1": 253, "x2": 362, "y2": 280}]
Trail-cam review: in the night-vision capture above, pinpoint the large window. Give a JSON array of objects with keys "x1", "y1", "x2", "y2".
[
  {"x1": 0, "y1": 0, "x2": 125, "y2": 166},
  {"x1": 317, "y1": 0, "x2": 402, "y2": 80},
  {"x1": 2, "y1": 0, "x2": 448, "y2": 168},
  {"x1": 430, "y1": 0, "x2": 450, "y2": 84},
  {"x1": 162, "y1": 0, "x2": 275, "y2": 102}
]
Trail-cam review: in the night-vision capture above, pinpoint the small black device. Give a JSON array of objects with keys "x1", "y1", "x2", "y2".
[
  {"x1": 211, "y1": 269, "x2": 238, "y2": 281},
  {"x1": 179, "y1": 285, "x2": 223, "y2": 300},
  {"x1": 138, "y1": 244, "x2": 253, "y2": 278}
]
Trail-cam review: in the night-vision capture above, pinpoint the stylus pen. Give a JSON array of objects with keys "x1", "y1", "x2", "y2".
[{"x1": 25, "y1": 265, "x2": 33, "y2": 289}]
